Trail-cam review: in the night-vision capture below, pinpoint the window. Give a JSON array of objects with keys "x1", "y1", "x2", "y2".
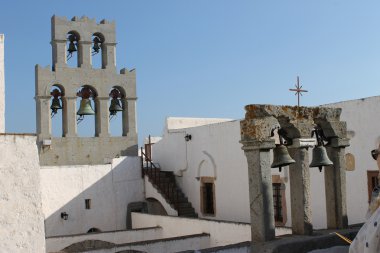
[
  {"x1": 272, "y1": 175, "x2": 287, "y2": 226},
  {"x1": 85, "y1": 199, "x2": 91, "y2": 209},
  {"x1": 367, "y1": 170, "x2": 379, "y2": 203},
  {"x1": 200, "y1": 177, "x2": 215, "y2": 216},
  {"x1": 273, "y1": 183, "x2": 283, "y2": 223}
]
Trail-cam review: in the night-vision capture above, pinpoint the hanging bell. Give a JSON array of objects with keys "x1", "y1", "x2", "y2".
[
  {"x1": 310, "y1": 145, "x2": 333, "y2": 172},
  {"x1": 68, "y1": 40, "x2": 77, "y2": 55},
  {"x1": 77, "y1": 98, "x2": 95, "y2": 116},
  {"x1": 50, "y1": 97, "x2": 62, "y2": 114},
  {"x1": 271, "y1": 145, "x2": 296, "y2": 172},
  {"x1": 92, "y1": 37, "x2": 101, "y2": 54},
  {"x1": 109, "y1": 98, "x2": 123, "y2": 116}
]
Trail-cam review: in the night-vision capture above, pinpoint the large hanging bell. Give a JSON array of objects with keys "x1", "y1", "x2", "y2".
[
  {"x1": 310, "y1": 145, "x2": 333, "y2": 172},
  {"x1": 109, "y1": 98, "x2": 123, "y2": 116},
  {"x1": 271, "y1": 145, "x2": 296, "y2": 172},
  {"x1": 77, "y1": 98, "x2": 95, "y2": 116},
  {"x1": 50, "y1": 97, "x2": 62, "y2": 114}
]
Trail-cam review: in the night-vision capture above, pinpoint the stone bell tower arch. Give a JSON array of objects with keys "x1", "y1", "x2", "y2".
[
  {"x1": 35, "y1": 16, "x2": 138, "y2": 166},
  {"x1": 240, "y1": 105, "x2": 349, "y2": 249}
]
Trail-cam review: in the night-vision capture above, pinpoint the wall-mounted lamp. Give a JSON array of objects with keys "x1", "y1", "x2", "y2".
[
  {"x1": 61, "y1": 212, "x2": 69, "y2": 220},
  {"x1": 185, "y1": 134, "x2": 192, "y2": 142}
]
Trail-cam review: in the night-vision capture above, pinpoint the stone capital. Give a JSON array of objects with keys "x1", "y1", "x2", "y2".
[
  {"x1": 240, "y1": 139, "x2": 275, "y2": 151},
  {"x1": 288, "y1": 138, "x2": 316, "y2": 149}
]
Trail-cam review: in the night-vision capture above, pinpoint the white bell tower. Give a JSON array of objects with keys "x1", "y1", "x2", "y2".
[{"x1": 0, "y1": 34, "x2": 4, "y2": 133}]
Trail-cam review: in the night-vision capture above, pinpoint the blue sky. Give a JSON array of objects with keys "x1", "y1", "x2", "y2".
[{"x1": 1, "y1": 1, "x2": 380, "y2": 144}]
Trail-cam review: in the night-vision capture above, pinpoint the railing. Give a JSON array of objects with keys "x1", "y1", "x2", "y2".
[{"x1": 140, "y1": 147, "x2": 180, "y2": 211}]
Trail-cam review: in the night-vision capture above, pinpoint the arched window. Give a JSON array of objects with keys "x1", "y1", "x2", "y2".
[
  {"x1": 76, "y1": 85, "x2": 97, "y2": 137},
  {"x1": 109, "y1": 86, "x2": 125, "y2": 136},
  {"x1": 50, "y1": 85, "x2": 65, "y2": 137},
  {"x1": 66, "y1": 31, "x2": 80, "y2": 67},
  {"x1": 91, "y1": 33, "x2": 105, "y2": 69}
]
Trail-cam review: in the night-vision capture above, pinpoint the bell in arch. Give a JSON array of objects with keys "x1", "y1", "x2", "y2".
[
  {"x1": 309, "y1": 126, "x2": 333, "y2": 172},
  {"x1": 77, "y1": 99, "x2": 95, "y2": 116},
  {"x1": 92, "y1": 36, "x2": 101, "y2": 55},
  {"x1": 76, "y1": 87, "x2": 95, "y2": 123},
  {"x1": 67, "y1": 33, "x2": 78, "y2": 59},
  {"x1": 50, "y1": 88, "x2": 62, "y2": 117},
  {"x1": 270, "y1": 127, "x2": 295, "y2": 172},
  {"x1": 109, "y1": 88, "x2": 123, "y2": 117}
]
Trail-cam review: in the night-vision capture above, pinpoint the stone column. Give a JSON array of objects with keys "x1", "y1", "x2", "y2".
[
  {"x1": 78, "y1": 41, "x2": 92, "y2": 69},
  {"x1": 121, "y1": 98, "x2": 128, "y2": 136},
  {"x1": 36, "y1": 96, "x2": 51, "y2": 141},
  {"x1": 95, "y1": 97, "x2": 110, "y2": 137},
  {"x1": 325, "y1": 137, "x2": 349, "y2": 229},
  {"x1": 102, "y1": 43, "x2": 116, "y2": 71},
  {"x1": 241, "y1": 140, "x2": 276, "y2": 243},
  {"x1": 288, "y1": 145, "x2": 313, "y2": 235},
  {"x1": 125, "y1": 98, "x2": 137, "y2": 137},
  {"x1": 63, "y1": 97, "x2": 77, "y2": 137},
  {"x1": 51, "y1": 40, "x2": 66, "y2": 70}
]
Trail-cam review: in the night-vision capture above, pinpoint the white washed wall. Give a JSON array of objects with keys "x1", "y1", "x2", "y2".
[
  {"x1": 41, "y1": 156, "x2": 144, "y2": 237},
  {"x1": 132, "y1": 213, "x2": 251, "y2": 247},
  {"x1": 0, "y1": 134, "x2": 45, "y2": 252},
  {"x1": 132, "y1": 213, "x2": 291, "y2": 248},
  {"x1": 327, "y1": 97, "x2": 380, "y2": 225},
  {"x1": 46, "y1": 227, "x2": 163, "y2": 253},
  {"x1": 0, "y1": 35, "x2": 4, "y2": 133}
]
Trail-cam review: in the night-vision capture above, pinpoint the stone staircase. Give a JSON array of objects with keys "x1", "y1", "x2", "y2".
[{"x1": 143, "y1": 168, "x2": 198, "y2": 218}]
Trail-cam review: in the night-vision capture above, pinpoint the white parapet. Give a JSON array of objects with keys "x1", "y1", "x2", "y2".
[{"x1": 0, "y1": 34, "x2": 4, "y2": 133}]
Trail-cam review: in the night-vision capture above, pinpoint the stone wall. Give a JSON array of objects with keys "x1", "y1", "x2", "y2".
[{"x1": 0, "y1": 134, "x2": 45, "y2": 252}]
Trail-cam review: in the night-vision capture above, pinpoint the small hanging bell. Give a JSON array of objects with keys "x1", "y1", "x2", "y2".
[
  {"x1": 109, "y1": 98, "x2": 123, "y2": 116},
  {"x1": 51, "y1": 98, "x2": 62, "y2": 114},
  {"x1": 92, "y1": 36, "x2": 101, "y2": 54},
  {"x1": 50, "y1": 88, "x2": 62, "y2": 117}
]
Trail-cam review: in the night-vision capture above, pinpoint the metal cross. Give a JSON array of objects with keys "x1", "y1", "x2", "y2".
[{"x1": 289, "y1": 76, "x2": 308, "y2": 108}]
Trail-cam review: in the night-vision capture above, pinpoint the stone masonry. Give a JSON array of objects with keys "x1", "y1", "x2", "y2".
[
  {"x1": 35, "y1": 16, "x2": 138, "y2": 166},
  {"x1": 240, "y1": 105, "x2": 349, "y2": 250}
]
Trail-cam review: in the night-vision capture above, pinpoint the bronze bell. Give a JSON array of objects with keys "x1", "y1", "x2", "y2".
[
  {"x1": 109, "y1": 98, "x2": 123, "y2": 116},
  {"x1": 92, "y1": 36, "x2": 101, "y2": 54},
  {"x1": 67, "y1": 34, "x2": 77, "y2": 57},
  {"x1": 50, "y1": 98, "x2": 62, "y2": 114},
  {"x1": 77, "y1": 98, "x2": 95, "y2": 116},
  {"x1": 68, "y1": 41, "x2": 77, "y2": 54},
  {"x1": 310, "y1": 145, "x2": 333, "y2": 172},
  {"x1": 271, "y1": 145, "x2": 296, "y2": 172}
]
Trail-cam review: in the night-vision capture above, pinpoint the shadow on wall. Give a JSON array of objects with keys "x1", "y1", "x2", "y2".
[{"x1": 43, "y1": 156, "x2": 145, "y2": 237}]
